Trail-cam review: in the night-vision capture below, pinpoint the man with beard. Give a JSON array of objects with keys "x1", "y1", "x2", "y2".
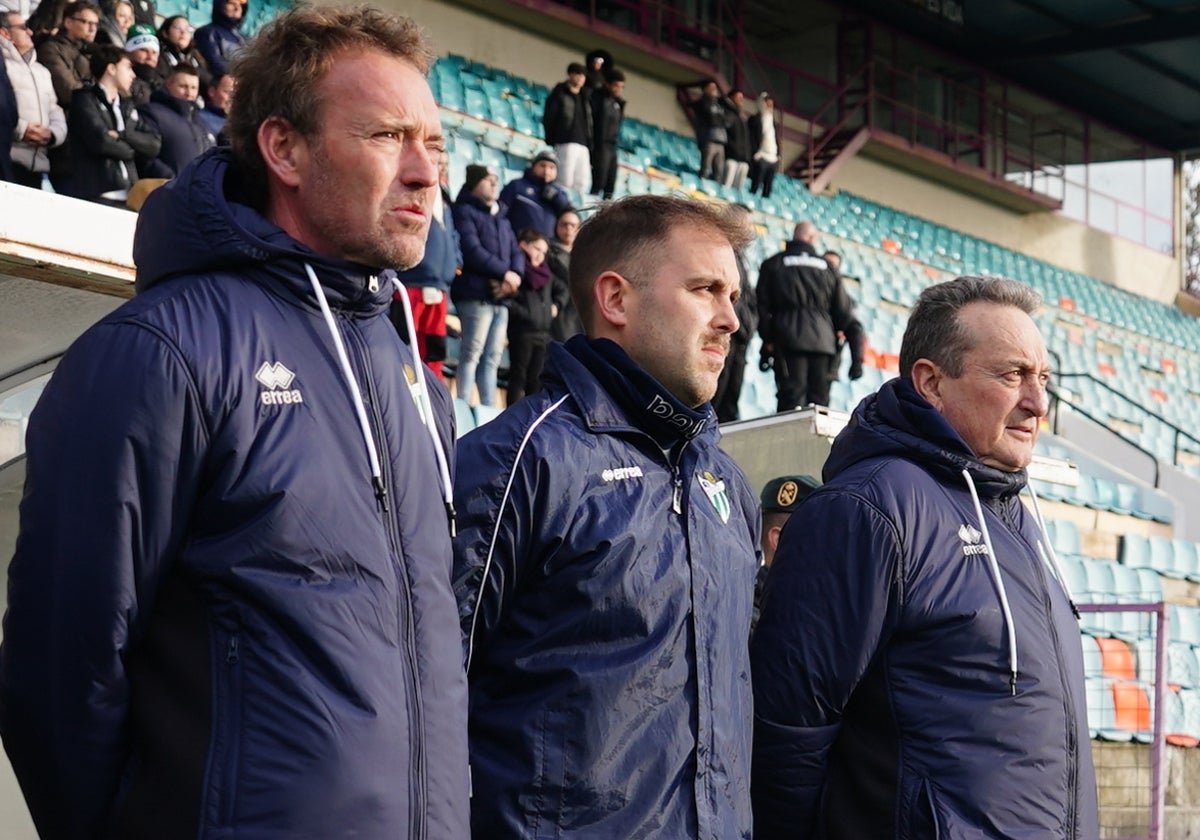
[
  {"x1": 453, "y1": 194, "x2": 760, "y2": 839},
  {"x1": 0, "y1": 7, "x2": 469, "y2": 839}
]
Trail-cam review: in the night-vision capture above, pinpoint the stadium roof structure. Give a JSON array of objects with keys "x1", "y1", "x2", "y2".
[{"x1": 830, "y1": 0, "x2": 1200, "y2": 155}]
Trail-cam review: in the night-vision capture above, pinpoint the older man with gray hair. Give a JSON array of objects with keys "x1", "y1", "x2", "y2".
[{"x1": 751, "y1": 275, "x2": 1097, "y2": 839}]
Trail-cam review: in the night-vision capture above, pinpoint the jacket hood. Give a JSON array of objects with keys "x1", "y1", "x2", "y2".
[
  {"x1": 149, "y1": 86, "x2": 195, "y2": 115},
  {"x1": 132, "y1": 146, "x2": 393, "y2": 315},
  {"x1": 825, "y1": 377, "x2": 1026, "y2": 501},
  {"x1": 211, "y1": 0, "x2": 247, "y2": 30}
]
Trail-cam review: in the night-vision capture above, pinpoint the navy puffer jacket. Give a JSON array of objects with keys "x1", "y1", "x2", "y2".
[
  {"x1": 450, "y1": 188, "x2": 523, "y2": 305},
  {"x1": 453, "y1": 339, "x2": 759, "y2": 838},
  {"x1": 750, "y1": 377, "x2": 1098, "y2": 839},
  {"x1": 0, "y1": 147, "x2": 470, "y2": 840}
]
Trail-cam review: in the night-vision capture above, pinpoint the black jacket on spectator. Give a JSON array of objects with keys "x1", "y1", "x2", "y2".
[
  {"x1": 726, "y1": 107, "x2": 750, "y2": 163},
  {"x1": 542, "y1": 81, "x2": 591, "y2": 148},
  {"x1": 68, "y1": 82, "x2": 161, "y2": 200},
  {"x1": 547, "y1": 239, "x2": 582, "y2": 341},
  {"x1": 0, "y1": 57, "x2": 17, "y2": 181},
  {"x1": 140, "y1": 87, "x2": 215, "y2": 177},
  {"x1": 128, "y1": 61, "x2": 163, "y2": 106},
  {"x1": 508, "y1": 260, "x2": 555, "y2": 338}
]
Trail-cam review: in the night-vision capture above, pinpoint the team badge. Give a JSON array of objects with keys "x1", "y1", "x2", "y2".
[
  {"x1": 698, "y1": 470, "x2": 731, "y2": 524},
  {"x1": 776, "y1": 480, "x2": 799, "y2": 508}
]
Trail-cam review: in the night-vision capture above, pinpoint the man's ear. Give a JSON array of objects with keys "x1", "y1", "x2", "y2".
[
  {"x1": 593, "y1": 270, "x2": 632, "y2": 330},
  {"x1": 257, "y1": 116, "x2": 307, "y2": 189},
  {"x1": 910, "y1": 358, "x2": 944, "y2": 410}
]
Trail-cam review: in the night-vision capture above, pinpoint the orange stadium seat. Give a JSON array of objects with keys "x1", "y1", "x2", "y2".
[{"x1": 1095, "y1": 637, "x2": 1136, "y2": 680}]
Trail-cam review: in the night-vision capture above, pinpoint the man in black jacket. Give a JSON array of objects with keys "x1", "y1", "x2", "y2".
[
  {"x1": 140, "y1": 63, "x2": 215, "y2": 176},
  {"x1": 589, "y1": 67, "x2": 624, "y2": 200},
  {"x1": 68, "y1": 43, "x2": 160, "y2": 203},
  {"x1": 757, "y1": 221, "x2": 860, "y2": 411},
  {"x1": 541, "y1": 62, "x2": 591, "y2": 196},
  {"x1": 712, "y1": 203, "x2": 757, "y2": 422}
]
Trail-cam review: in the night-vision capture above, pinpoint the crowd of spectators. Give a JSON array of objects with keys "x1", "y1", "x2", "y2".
[
  {"x1": 0, "y1": 0, "x2": 233, "y2": 202},
  {"x1": 539, "y1": 52, "x2": 626, "y2": 201},
  {"x1": 689, "y1": 79, "x2": 781, "y2": 197}
]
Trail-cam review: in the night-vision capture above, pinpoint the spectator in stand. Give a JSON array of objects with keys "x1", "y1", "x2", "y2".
[
  {"x1": 139, "y1": 64, "x2": 213, "y2": 177},
  {"x1": 748, "y1": 92, "x2": 780, "y2": 198},
  {"x1": 589, "y1": 66, "x2": 624, "y2": 201},
  {"x1": 393, "y1": 149, "x2": 460, "y2": 380},
  {"x1": 122, "y1": 21, "x2": 161, "y2": 104},
  {"x1": 541, "y1": 61, "x2": 590, "y2": 196},
  {"x1": 712, "y1": 203, "x2": 757, "y2": 422},
  {"x1": 125, "y1": 0, "x2": 157, "y2": 27},
  {"x1": 500, "y1": 147, "x2": 571, "y2": 240},
  {"x1": 723, "y1": 89, "x2": 750, "y2": 189},
  {"x1": 38, "y1": 0, "x2": 96, "y2": 109},
  {"x1": 452, "y1": 163, "x2": 524, "y2": 407},
  {"x1": 1, "y1": 9, "x2": 67, "y2": 189},
  {"x1": 548, "y1": 207, "x2": 582, "y2": 341},
  {"x1": 157, "y1": 15, "x2": 210, "y2": 92},
  {"x1": 68, "y1": 43, "x2": 159, "y2": 204},
  {"x1": 0, "y1": 49, "x2": 16, "y2": 181},
  {"x1": 757, "y1": 221, "x2": 861, "y2": 411},
  {"x1": 193, "y1": 0, "x2": 245, "y2": 77},
  {"x1": 27, "y1": 0, "x2": 71, "y2": 44},
  {"x1": 822, "y1": 250, "x2": 865, "y2": 386},
  {"x1": 696, "y1": 79, "x2": 727, "y2": 181},
  {"x1": 505, "y1": 228, "x2": 554, "y2": 404},
  {"x1": 584, "y1": 47, "x2": 611, "y2": 90},
  {"x1": 96, "y1": 0, "x2": 132, "y2": 47},
  {"x1": 199, "y1": 70, "x2": 231, "y2": 139}
]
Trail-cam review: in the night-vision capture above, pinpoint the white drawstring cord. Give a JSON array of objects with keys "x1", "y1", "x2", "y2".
[
  {"x1": 962, "y1": 468, "x2": 1019, "y2": 696},
  {"x1": 391, "y1": 277, "x2": 457, "y2": 536},
  {"x1": 304, "y1": 264, "x2": 388, "y2": 507},
  {"x1": 1026, "y1": 479, "x2": 1081, "y2": 618}
]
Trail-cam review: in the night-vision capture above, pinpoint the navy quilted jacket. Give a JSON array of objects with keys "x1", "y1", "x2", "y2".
[
  {"x1": 750, "y1": 377, "x2": 1098, "y2": 839},
  {"x1": 0, "y1": 147, "x2": 470, "y2": 840},
  {"x1": 453, "y1": 339, "x2": 759, "y2": 838}
]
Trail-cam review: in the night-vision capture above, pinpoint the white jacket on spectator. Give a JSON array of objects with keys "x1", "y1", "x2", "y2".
[{"x1": 1, "y1": 37, "x2": 66, "y2": 174}]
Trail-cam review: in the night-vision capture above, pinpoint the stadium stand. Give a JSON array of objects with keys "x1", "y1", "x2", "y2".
[{"x1": 5, "y1": 0, "x2": 1200, "y2": 835}]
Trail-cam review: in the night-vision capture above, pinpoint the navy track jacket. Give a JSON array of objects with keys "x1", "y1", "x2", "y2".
[
  {"x1": 750, "y1": 377, "x2": 1098, "y2": 839},
  {"x1": 0, "y1": 147, "x2": 471, "y2": 840},
  {"x1": 453, "y1": 340, "x2": 759, "y2": 838}
]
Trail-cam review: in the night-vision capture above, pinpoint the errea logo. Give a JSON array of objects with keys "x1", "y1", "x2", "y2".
[
  {"x1": 256, "y1": 362, "x2": 304, "y2": 406},
  {"x1": 602, "y1": 465, "x2": 644, "y2": 482},
  {"x1": 958, "y1": 523, "x2": 989, "y2": 557}
]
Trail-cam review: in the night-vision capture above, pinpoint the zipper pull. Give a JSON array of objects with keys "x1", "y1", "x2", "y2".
[
  {"x1": 373, "y1": 475, "x2": 389, "y2": 513},
  {"x1": 672, "y1": 476, "x2": 683, "y2": 515},
  {"x1": 368, "y1": 274, "x2": 380, "y2": 293},
  {"x1": 226, "y1": 636, "x2": 239, "y2": 665}
]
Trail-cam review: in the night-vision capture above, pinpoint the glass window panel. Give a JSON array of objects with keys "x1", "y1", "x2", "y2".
[
  {"x1": 1090, "y1": 192, "x2": 1117, "y2": 234},
  {"x1": 1117, "y1": 204, "x2": 1143, "y2": 243}
]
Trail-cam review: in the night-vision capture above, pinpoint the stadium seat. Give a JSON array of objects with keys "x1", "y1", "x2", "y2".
[
  {"x1": 1165, "y1": 688, "x2": 1199, "y2": 748},
  {"x1": 1085, "y1": 677, "x2": 1123, "y2": 740},
  {"x1": 1110, "y1": 680, "x2": 1153, "y2": 743},
  {"x1": 1096, "y1": 637, "x2": 1136, "y2": 680}
]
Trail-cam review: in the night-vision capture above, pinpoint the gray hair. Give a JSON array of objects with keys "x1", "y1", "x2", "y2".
[{"x1": 899, "y1": 275, "x2": 1041, "y2": 379}]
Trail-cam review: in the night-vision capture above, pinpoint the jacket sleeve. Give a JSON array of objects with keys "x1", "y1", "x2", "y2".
[
  {"x1": 122, "y1": 106, "x2": 162, "y2": 160},
  {"x1": 451, "y1": 422, "x2": 546, "y2": 670},
  {"x1": 749, "y1": 491, "x2": 903, "y2": 839},
  {"x1": 0, "y1": 321, "x2": 209, "y2": 840},
  {"x1": 756, "y1": 259, "x2": 776, "y2": 344},
  {"x1": 47, "y1": 96, "x2": 67, "y2": 147},
  {"x1": 541, "y1": 89, "x2": 561, "y2": 141},
  {"x1": 68, "y1": 93, "x2": 135, "y2": 160}
]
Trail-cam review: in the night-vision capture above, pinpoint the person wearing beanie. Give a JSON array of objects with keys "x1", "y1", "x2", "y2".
[
  {"x1": 541, "y1": 61, "x2": 591, "y2": 195},
  {"x1": 123, "y1": 21, "x2": 162, "y2": 104},
  {"x1": 499, "y1": 147, "x2": 572, "y2": 240},
  {"x1": 451, "y1": 162, "x2": 524, "y2": 407}
]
